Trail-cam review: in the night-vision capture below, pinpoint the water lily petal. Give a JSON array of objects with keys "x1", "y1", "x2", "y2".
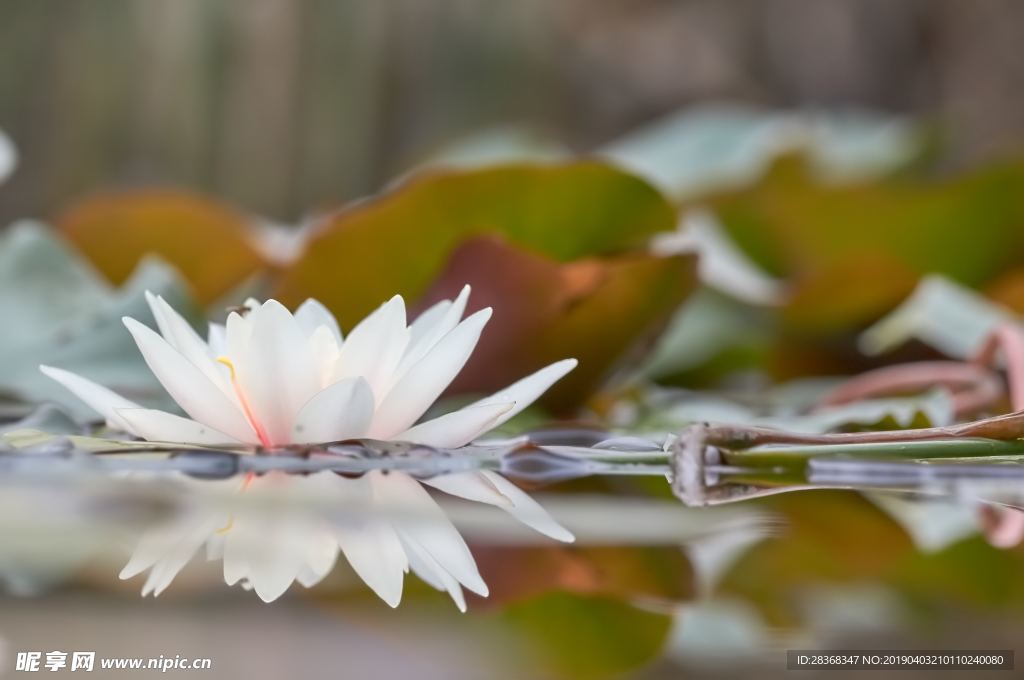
[
  {"x1": 296, "y1": 530, "x2": 340, "y2": 588},
  {"x1": 123, "y1": 513, "x2": 223, "y2": 597},
  {"x1": 369, "y1": 471, "x2": 487, "y2": 596},
  {"x1": 401, "y1": 534, "x2": 467, "y2": 612},
  {"x1": 223, "y1": 515, "x2": 309, "y2": 603},
  {"x1": 396, "y1": 401, "x2": 513, "y2": 447},
  {"x1": 307, "y1": 325, "x2": 341, "y2": 386},
  {"x1": 334, "y1": 295, "x2": 409, "y2": 400},
  {"x1": 146, "y1": 292, "x2": 230, "y2": 394},
  {"x1": 123, "y1": 317, "x2": 257, "y2": 443},
  {"x1": 205, "y1": 534, "x2": 225, "y2": 561},
  {"x1": 478, "y1": 470, "x2": 575, "y2": 542},
  {"x1": 369, "y1": 308, "x2": 492, "y2": 439},
  {"x1": 116, "y1": 408, "x2": 245, "y2": 445},
  {"x1": 295, "y1": 298, "x2": 342, "y2": 344},
  {"x1": 424, "y1": 471, "x2": 573, "y2": 541},
  {"x1": 337, "y1": 520, "x2": 408, "y2": 607},
  {"x1": 407, "y1": 300, "x2": 451, "y2": 347},
  {"x1": 221, "y1": 536, "x2": 248, "y2": 588},
  {"x1": 225, "y1": 310, "x2": 254, "y2": 360},
  {"x1": 234, "y1": 300, "x2": 322, "y2": 446},
  {"x1": 316, "y1": 474, "x2": 409, "y2": 607},
  {"x1": 465, "y1": 358, "x2": 578, "y2": 430},
  {"x1": 221, "y1": 474, "x2": 342, "y2": 602},
  {"x1": 207, "y1": 322, "x2": 227, "y2": 356},
  {"x1": 121, "y1": 517, "x2": 206, "y2": 579},
  {"x1": 420, "y1": 471, "x2": 513, "y2": 508},
  {"x1": 39, "y1": 365, "x2": 141, "y2": 432},
  {"x1": 291, "y1": 377, "x2": 374, "y2": 444},
  {"x1": 394, "y1": 285, "x2": 471, "y2": 382}
]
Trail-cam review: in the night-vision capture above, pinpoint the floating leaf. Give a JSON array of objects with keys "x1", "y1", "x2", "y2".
[
  {"x1": 273, "y1": 162, "x2": 678, "y2": 329},
  {"x1": 889, "y1": 536, "x2": 1024, "y2": 611},
  {"x1": 600, "y1": 104, "x2": 922, "y2": 198},
  {"x1": 860, "y1": 275, "x2": 1016, "y2": 359},
  {"x1": 502, "y1": 593, "x2": 674, "y2": 679},
  {"x1": 57, "y1": 189, "x2": 267, "y2": 303},
  {"x1": 0, "y1": 221, "x2": 110, "y2": 347},
  {"x1": 415, "y1": 236, "x2": 695, "y2": 408},
  {"x1": 639, "y1": 388, "x2": 955, "y2": 435},
  {"x1": 717, "y1": 490, "x2": 914, "y2": 626},
  {"x1": 700, "y1": 156, "x2": 1024, "y2": 335},
  {"x1": 867, "y1": 493, "x2": 978, "y2": 553},
  {"x1": 651, "y1": 209, "x2": 787, "y2": 306},
  {"x1": 472, "y1": 544, "x2": 693, "y2": 608},
  {"x1": 0, "y1": 222, "x2": 196, "y2": 417},
  {"x1": 418, "y1": 126, "x2": 568, "y2": 171},
  {"x1": 637, "y1": 288, "x2": 775, "y2": 382}
]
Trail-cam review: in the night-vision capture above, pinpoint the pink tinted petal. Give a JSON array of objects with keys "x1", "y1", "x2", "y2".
[{"x1": 233, "y1": 300, "x2": 321, "y2": 446}]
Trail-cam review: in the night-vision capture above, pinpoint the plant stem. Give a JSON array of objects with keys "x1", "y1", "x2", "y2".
[{"x1": 719, "y1": 437, "x2": 1024, "y2": 470}]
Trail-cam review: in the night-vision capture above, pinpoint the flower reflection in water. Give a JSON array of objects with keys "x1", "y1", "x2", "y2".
[{"x1": 42, "y1": 288, "x2": 576, "y2": 606}]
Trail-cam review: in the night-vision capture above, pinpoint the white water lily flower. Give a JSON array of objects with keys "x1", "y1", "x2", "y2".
[{"x1": 42, "y1": 288, "x2": 576, "y2": 607}]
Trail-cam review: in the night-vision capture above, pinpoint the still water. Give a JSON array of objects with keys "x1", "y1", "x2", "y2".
[{"x1": 3, "y1": 425, "x2": 1024, "y2": 678}]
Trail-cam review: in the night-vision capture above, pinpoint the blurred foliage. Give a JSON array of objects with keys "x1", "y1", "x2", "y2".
[
  {"x1": 56, "y1": 189, "x2": 267, "y2": 303},
  {"x1": 642, "y1": 154, "x2": 1024, "y2": 387},
  {"x1": 718, "y1": 491, "x2": 915, "y2": 627},
  {"x1": 700, "y1": 155, "x2": 1024, "y2": 334},
  {"x1": 501, "y1": 593, "x2": 673, "y2": 678},
  {"x1": 273, "y1": 162, "x2": 677, "y2": 323},
  {"x1": 716, "y1": 489, "x2": 1024, "y2": 643},
  {"x1": 418, "y1": 236, "x2": 694, "y2": 409},
  {"x1": 0, "y1": 221, "x2": 192, "y2": 416},
  {"x1": 472, "y1": 544, "x2": 693, "y2": 607}
]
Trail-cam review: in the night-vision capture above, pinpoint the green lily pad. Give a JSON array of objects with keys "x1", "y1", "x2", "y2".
[
  {"x1": 57, "y1": 188, "x2": 267, "y2": 303},
  {"x1": 0, "y1": 222, "x2": 197, "y2": 418},
  {"x1": 501, "y1": 593, "x2": 674, "y2": 678},
  {"x1": 697, "y1": 156, "x2": 1024, "y2": 334},
  {"x1": 273, "y1": 162, "x2": 678, "y2": 329}
]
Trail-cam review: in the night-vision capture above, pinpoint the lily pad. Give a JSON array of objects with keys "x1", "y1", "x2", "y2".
[
  {"x1": 502, "y1": 593, "x2": 674, "y2": 678},
  {"x1": 57, "y1": 188, "x2": 267, "y2": 303},
  {"x1": 415, "y1": 236, "x2": 696, "y2": 409},
  {"x1": 600, "y1": 104, "x2": 922, "y2": 198},
  {"x1": 699, "y1": 156, "x2": 1024, "y2": 334},
  {"x1": 471, "y1": 544, "x2": 694, "y2": 607},
  {"x1": 273, "y1": 162, "x2": 678, "y2": 329},
  {"x1": 0, "y1": 222, "x2": 197, "y2": 418}
]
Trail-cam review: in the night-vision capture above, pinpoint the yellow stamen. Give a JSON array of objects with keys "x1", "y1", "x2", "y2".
[
  {"x1": 217, "y1": 356, "x2": 272, "y2": 447},
  {"x1": 216, "y1": 356, "x2": 236, "y2": 379}
]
